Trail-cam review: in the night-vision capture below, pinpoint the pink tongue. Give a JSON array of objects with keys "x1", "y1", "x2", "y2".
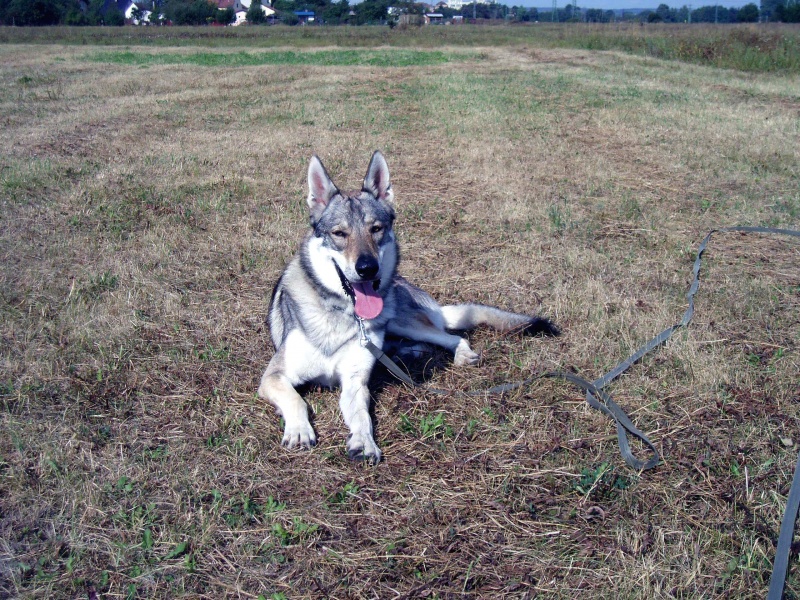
[{"x1": 352, "y1": 282, "x2": 383, "y2": 320}]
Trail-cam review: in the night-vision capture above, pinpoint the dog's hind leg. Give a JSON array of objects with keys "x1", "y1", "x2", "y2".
[
  {"x1": 440, "y1": 304, "x2": 560, "y2": 337},
  {"x1": 258, "y1": 356, "x2": 316, "y2": 449},
  {"x1": 387, "y1": 315, "x2": 480, "y2": 366}
]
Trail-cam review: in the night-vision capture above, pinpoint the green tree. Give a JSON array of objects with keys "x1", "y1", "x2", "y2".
[
  {"x1": 162, "y1": 0, "x2": 217, "y2": 23},
  {"x1": 775, "y1": 0, "x2": 800, "y2": 21},
  {"x1": 460, "y1": 2, "x2": 492, "y2": 18},
  {"x1": 354, "y1": 0, "x2": 388, "y2": 23},
  {"x1": 0, "y1": 0, "x2": 62, "y2": 25},
  {"x1": 655, "y1": 3, "x2": 674, "y2": 21},
  {"x1": 737, "y1": 2, "x2": 759, "y2": 20},
  {"x1": 585, "y1": 8, "x2": 604, "y2": 21},
  {"x1": 246, "y1": 0, "x2": 267, "y2": 23},
  {"x1": 215, "y1": 5, "x2": 234, "y2": 22},
  {"x1": 321, "y1": 0, "x2": 349, "y2": 24},
  {"x1": 104, "y1": 6, "x2": 125, "y2": 24},
  {"x1": 761, "y1": 0, "x2": 783, "y2": 19}
]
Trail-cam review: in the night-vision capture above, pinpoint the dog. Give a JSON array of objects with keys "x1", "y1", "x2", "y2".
[{"x1": 257, "y1": 151, "x2": 559, "y2": 463}]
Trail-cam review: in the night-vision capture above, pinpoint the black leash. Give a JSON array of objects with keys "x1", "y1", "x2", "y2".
[
  {"x1": 771, "y1": 448, "x2": 800, "y2": 600},
  {"x1": 334, "y1": 227, "x2": 800, "y2": 596},
  {"x1": 333, "y1": 257, "x2": 661, "y2": 471}
]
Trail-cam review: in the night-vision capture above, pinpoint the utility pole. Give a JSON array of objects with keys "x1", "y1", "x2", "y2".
[{"x1": 552, "y1": 0, "x2": 557, "y2": 21}]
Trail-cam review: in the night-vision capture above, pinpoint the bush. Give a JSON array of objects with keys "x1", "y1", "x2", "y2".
[
  {"x1": 104, "y1": 6, "x2": 124, "y2": 25},
  {"x1": 280, "y1": 10, "x2": 299, "y2": 24},
  {"x1": 245, "y1": 0, "x2": 267, "y2": 24},
  {"x1": 0, "y1": 0, "x2": 63, "y2": 25},
  {"x1": 162, "y1": 0, "x2": 218, "y2": 24},
  {"x1": 215, "y1": 6, "x2": 234, "y2": 24}
]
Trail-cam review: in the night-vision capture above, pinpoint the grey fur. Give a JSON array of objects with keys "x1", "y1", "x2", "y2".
[{"x1": 258, "y1": 151, "x2": 558, "y2": 464}]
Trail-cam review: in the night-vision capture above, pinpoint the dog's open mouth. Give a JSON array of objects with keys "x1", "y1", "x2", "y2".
[
  {"x1": 351, "y1": 279, "x2": 382, "y2": 320},
  {"x1": 332, "y1": 259, "x2": 383, "y2": 320}
]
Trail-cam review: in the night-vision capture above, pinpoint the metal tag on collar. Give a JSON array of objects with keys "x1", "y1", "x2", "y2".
[{"x1": 357, "y1": 316, "x2": 369, "y2": 347}]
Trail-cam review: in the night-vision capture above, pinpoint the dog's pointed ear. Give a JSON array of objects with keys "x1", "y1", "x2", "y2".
[
  {"x1": 363, "y1": 151, "x2": 393, "y2": 204},
  {"x1": 307, "y1": 155, "x2": 338, "y2": 220}
]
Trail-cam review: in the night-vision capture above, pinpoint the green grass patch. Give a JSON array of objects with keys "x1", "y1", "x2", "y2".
[
  {"x1": 86, "y1": 48, "x2": 462, "y2": 68},
  {"x1": 3, "y1": 23, "x2": 799, "y2": 73}
]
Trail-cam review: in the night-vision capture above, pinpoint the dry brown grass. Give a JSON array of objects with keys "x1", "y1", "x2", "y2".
[{"x1": 1, "y1": 40, "x2": 799, "y2": 599}]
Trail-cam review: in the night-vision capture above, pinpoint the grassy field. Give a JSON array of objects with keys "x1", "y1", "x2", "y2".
[
  {"x1": 1, "y1": 22, "x2": 800, "y2": 72},
  {"x1": 1, "y1": 26, "x2": 799, "y2": 599}
]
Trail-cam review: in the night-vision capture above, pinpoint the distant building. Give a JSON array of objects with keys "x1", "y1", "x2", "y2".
[
  {"x1": 423, "y1": 12, "x2": 444, "y2": 23},
  {"x1": 447, "y1": 0, "x2": 492, "y2": 7},
  {"x1": 294, "y1": 10, "x2": 315, "y2": 23},
  {"x1": 217, "y1": 0, "x2": 275, "y2": 24},
  {"x1": 125, "y1": 3, "x2": 153, "y2": 23}
]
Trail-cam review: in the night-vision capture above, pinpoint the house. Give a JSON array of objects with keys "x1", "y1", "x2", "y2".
[
  {"x1": 217, "y1": 0, "x2": 275, "y2": 24},
  {"x1": 447, "y1": 0, "x2": 491, "y2": 8},
  {"x1": 125, "y1": 2, "x2": 153, "y2": 24},
  {"x1": 423, "y1": 12, "x2": 444, "y2": 23},
  {"x1": 240, "y1": 0, "x2": 274, "y2": 15},
  {"x1": 294, "y1": 10, "x2": 315, "y2": 23},
  {"x1": 398, "y1": 13, "x2": 423, "y2": 26}
]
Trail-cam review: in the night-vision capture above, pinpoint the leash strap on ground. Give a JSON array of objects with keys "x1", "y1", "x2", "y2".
[
  {"x1": 372, "y1": 226, "x2": 800, "y2": 473},
  {"x1": 769, "y1": 448, "x2": 800, "y2": 600},
  {"x1": 369, "y1": 225, "x2": 800, "y2": 594},
  {"x1": 583, "y1": 226, "x2": 800, "y2": 470}
]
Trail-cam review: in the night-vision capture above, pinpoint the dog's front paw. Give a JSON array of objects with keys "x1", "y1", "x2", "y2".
[
  {"x1": 346, "y1": 433, "x2": 382, "y2": 465},
  {"x1": 282, "y1": 421, "x2": 317, "y2": 449},
  {"x1": 454, "y1": 340, "x2": 480, "y2": 366}
]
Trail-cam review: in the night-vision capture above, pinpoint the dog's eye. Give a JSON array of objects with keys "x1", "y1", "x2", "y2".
[
  {"x1": 332, "y1": 230, "x2": 348, "y2": 239},
  {"x1": 370, "y1": 225, "x2": 383, "y2": 234}
]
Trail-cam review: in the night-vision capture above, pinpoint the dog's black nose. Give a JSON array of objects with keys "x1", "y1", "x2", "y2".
[{"x1": 355, "y1": 255, "x2": 379, "y2": 280}]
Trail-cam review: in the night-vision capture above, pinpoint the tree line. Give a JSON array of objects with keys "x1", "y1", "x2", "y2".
[
  {"x1": 1, "y1": 0, "x2": 798, "y2": 27},
  {"x1": 639, "y1": 2, "x2": 760, "y2": 22}
]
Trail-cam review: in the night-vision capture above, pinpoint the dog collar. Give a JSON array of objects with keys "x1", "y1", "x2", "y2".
[
  {"x1": 332, "y1": 259, "x2": 373, "y2": 347},
  {"x1": 331, "y1": 259, "x2": 356, "y2": 305}
]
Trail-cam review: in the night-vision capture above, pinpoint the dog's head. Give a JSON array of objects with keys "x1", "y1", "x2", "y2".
[{"x1": 304, "y1": 151, "x2": 398, "y2": 319}]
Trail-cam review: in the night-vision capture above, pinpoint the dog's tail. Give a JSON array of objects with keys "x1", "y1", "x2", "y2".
[{"x1": 440, "y1": 304, "x2": 560, "y2": 337}]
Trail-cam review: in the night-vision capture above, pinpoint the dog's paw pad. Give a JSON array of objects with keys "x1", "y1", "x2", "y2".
[
  {"x1": 454, "y1": 346, "x2": 480, "y2": 367},
  {"x1": 347, "y1": 435, "x2": 382, "y2": 465},
  {"x1": 281, "y1": 423, "x2": 317, "y2": 449}
]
